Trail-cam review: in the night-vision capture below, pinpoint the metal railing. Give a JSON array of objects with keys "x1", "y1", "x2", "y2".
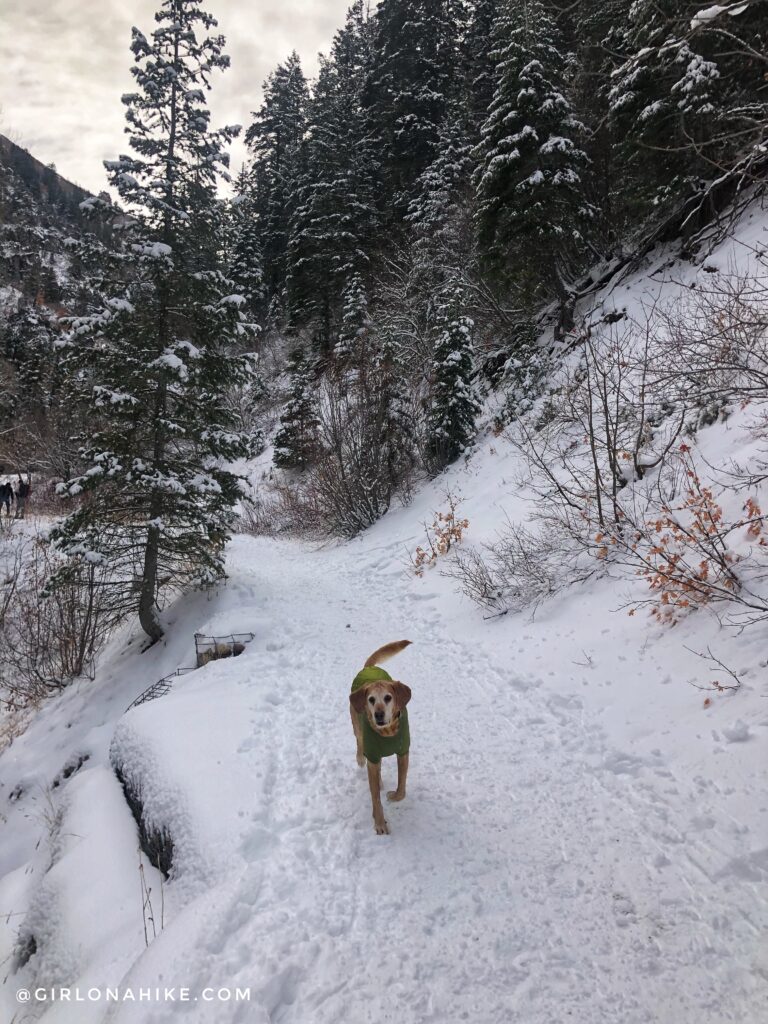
[
  {"x1": 126, "y1": 667, "x2": 196, "y2": 711},
  {"x1": 125, "y1": 632, "x2": 255, "y2": 712}
]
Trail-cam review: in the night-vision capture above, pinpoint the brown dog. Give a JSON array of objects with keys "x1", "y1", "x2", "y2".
[{"x1": 349, "y1": 640, "x2": 412, "y2": 835}]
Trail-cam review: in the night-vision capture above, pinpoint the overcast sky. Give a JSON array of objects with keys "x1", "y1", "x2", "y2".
[{"x1": 0, "y1": 0, "x2": 354, "y2": 193}]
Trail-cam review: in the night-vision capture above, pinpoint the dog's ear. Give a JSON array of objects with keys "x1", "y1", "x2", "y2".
[
  {"x1": 349, "y1": 687, "x2": 369, "y2": 714},
  {"x1": 391, "y1": 682, "x2": 412, "y2": 708}
]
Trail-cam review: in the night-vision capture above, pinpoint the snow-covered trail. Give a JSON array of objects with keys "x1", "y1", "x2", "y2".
[
  {"x1": 100, "y1": 533, "x2": 762, "y2": 1024},
  {"x1": 4, "y1": 195, "x2": 768, "y2": 1024}
]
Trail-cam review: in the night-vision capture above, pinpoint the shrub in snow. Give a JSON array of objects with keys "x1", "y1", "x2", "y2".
[
  {"x1": 0, "y1": 536, "x2": 126, "y2": 709},
  {"x1": 270, "y1": 319, "x2": 415, "y2": 537},
  {"x1": 477, "y1": 266, "x2": 768, "y2": 627},
  {"x1": 655, "y1": 269, "x2": 768, "y2": 410},
  {"x1": 619, "y1": 448, "x2": 768, "y2": 626},
  {"x1": 409, "y1": 492, "x2": 469, "y2": 577},
  {"x1": 304, "y1": 358, "x2": 412, "y2": 537},
  {"x1": 445, "y1": 518, "x2": 587, "y2": 613}
]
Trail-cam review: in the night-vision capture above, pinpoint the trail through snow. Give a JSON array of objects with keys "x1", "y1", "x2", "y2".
[
  {"x1": 6, "y1": 206, "x2": 768, "y2": 1022},
  {"x1": 91, "y1": 534, "x2": 764, "y2": 1024}
]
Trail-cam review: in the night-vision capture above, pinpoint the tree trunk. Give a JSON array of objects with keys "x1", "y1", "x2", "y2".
[
  {"x1": 138, "y1": 520, "x2": 163, "y2": 643},
  {"x1": 552, "y1": 260, "x2": 575, "y2": 342}
]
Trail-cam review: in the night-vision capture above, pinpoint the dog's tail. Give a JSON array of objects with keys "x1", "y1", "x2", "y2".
[{"x1": 364, "y1": 639, "x2": 412, "y2": 669}]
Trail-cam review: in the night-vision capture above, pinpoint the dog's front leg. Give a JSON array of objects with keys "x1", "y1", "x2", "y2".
[
  {"x1": 350, "y1": 706, "x2": 364, "y2": 767},
  {"x1": 367, "y1": 761, "x2": 389, "y2": 834},
  {"x1": 387, "y1": 753, "x2": 408, "y2": 803}
]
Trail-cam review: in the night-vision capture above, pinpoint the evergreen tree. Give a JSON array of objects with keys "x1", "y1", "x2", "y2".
[
  {"x1": 335, "y1": 272, "x2": 371, "y2": 362},
  {"x1": 376, "y1": 325, "x2": 415, "y2": 488},
  {"x1": 273, "y1": 348, "x2": 318, "y2": 469},
  {"x1": 566, "y1": 0, "x2": 634, "y2": 253},
  {"x1": 2, "y1": 306, "x2": 57, "y2": 416},
  {"x1": 464, "y1": 0, "x2": 500, "y2": 140},
  {"x1": 50, "y1": 0, "x2": 254, "y2": 643},
  {"x1": 608, "y1": 0, "x2": 767, "y2": 222},
  {"x1": 245, "y1": 52, "x2": 309, "y2": 304},
  {"x1": 428, "y1": 278, "x2": 480, "y2": 471},
  {"x1": 363, "y1": 0, "x2": 467, "y2": 219},
  {"x1": 473, "y1": 0, "x2": 589, "y2": 334},
  {"x1": 408, "y1": 113, "x2": 474, "y2": 251},
  {"x1": 228, "y1": 167, "x2": 266, "y2": 323},
  {"x1": 286, "y1": 3, "x2": 380, "y2": 344}
]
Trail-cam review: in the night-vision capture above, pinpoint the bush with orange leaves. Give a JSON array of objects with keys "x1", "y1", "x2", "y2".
[
  {"x1": 410, "y1": 492, "x2": 469, "y2": 577},
  {"x1": 614, "y1": 447, "x2": 768, "y2": 625}
]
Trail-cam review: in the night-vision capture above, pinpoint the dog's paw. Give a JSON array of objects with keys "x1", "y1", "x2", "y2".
[
  {"x1": 386, "y1": 790, "x2": 406, "y2": 802},
  {"x1": 373, "y1": 818, "x2": 390, "y2": 835}
]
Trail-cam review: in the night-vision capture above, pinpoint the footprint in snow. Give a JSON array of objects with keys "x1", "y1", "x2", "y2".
[
  {"x1": 612, "y1": 892, "x2": 638, "y2": 927},
  {"x1": 240, "y1": 825, "x2": 278, "y2": 861},
  {"x1": 723, "y1": 719, "x2": 751, "y2": 743}
]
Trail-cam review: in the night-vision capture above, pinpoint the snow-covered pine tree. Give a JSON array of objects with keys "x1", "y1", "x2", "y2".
[
  {"x1": 335, "y1": 272, "x2": 371, "y2": 363},
  {"x1": 245, "y1": 52, "x2": 309, "y2": 307},
  {"x1": 376, "y1": 323, "x2": 415, "y2": 489},
  {"x1": 363, "y1": 0, "x2": 467, "y2": 219},
  {"x1": 286, "y1": 2, "x2": 380, "y2": 347},
  {"x1": 2, "y1": 305, "x2": 57, "y2": 421},
  {"x1": 473, "y1": 0, "x2": 590, "y2": 337},
  {"x1": 464, "y1": 0, "x2": 500, "y2": 140},
  {"x1": 273, "y1": 348, "x2": 318, "y2": 470},
  {"x1": 427, "y1": 278, "x2": 480, "y2": 471},
  {"x1": 323, "y1": 266, "x2": 413, "y2": 500},
  {"x1": 49, "y1": 0, "x2": 255, "y2": 643},
  {"x1": 608, "y1": 0, "x2": 767, "y2": 224},
  {"x1": 569, "y1": 0, "x2": 634, "y2": 252},
  {"x1": 228, "y1": 166, "x2": 266, "y2": 324},
  {"x1": 407, "y1": 113, "x2": 474, "y2": 256}
]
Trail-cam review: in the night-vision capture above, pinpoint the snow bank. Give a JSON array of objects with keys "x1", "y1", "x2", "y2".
[{"x1": 7, "y1": 766, "x2": 164, "y2": 1024}]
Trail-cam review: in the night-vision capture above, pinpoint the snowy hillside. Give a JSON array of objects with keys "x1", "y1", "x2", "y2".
[{"x1": 2, "y1": 208, "x2": 767, "y2": 1024}]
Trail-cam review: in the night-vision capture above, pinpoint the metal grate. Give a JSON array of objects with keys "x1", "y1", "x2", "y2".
[{"x1": 194, "y1": 631, "x2": 255, "y2": 667}]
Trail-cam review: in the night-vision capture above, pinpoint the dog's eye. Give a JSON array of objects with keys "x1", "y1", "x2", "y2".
[
  {"x1": 384, "y1": 694, "x2": 392, "y2": 703},
  {"x1": 368, "y1": 696, "x2": 375, "y2": 704}
]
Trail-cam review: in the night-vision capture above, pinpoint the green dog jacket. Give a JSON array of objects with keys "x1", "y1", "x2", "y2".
[{"x1": 352, "y1": 665, "x2": 410, "y2": 764}]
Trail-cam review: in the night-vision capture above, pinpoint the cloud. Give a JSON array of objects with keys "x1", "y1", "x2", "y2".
[{"x1": 0, "y1": 0, "x2": 354, "y2": 192}]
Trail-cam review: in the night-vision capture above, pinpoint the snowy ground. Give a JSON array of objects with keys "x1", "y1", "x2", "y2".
[
  {"x1": 2, "y1": 211, "x2": 768, "y2": 1022},
  {"x1": 2, "y1": 530, "x2": 766, "y2": 1023}
]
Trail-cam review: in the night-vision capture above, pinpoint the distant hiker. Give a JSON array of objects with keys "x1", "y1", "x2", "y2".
[
  {"x1": 0, "y1": 481, "x2": 12, "y2": 515},
  {"x1": 15, "y1": 474, "x2": 31, "y2": 519}
]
